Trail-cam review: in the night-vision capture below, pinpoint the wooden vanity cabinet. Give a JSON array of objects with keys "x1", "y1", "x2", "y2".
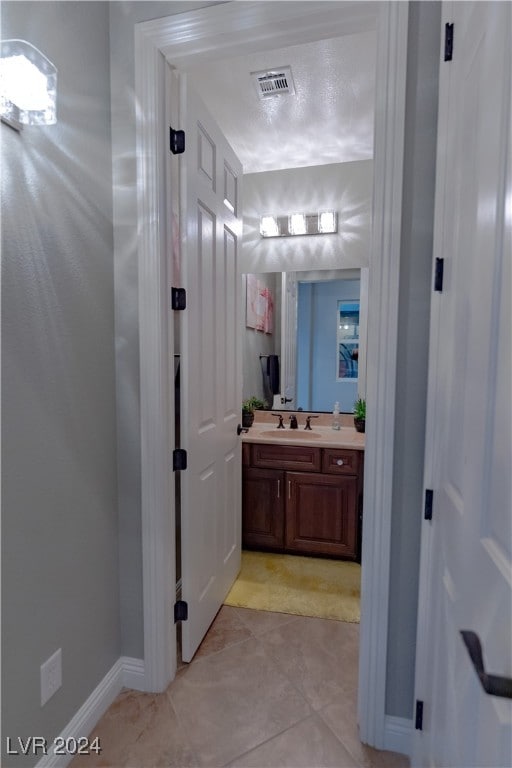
[{"x1": 242, "y1": 443, "x2": 363, "y2": 560}]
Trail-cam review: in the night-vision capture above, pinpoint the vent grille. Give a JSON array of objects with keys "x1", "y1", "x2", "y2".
[{"x1": 251, "y1": 66, "x2": 295, "y2": 99}]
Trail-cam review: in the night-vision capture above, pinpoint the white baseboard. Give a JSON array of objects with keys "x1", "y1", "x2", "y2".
[
  {"x1": 383, "y1": 715, "x2": 412, "y2": 757},
  {"x1": 121, "y1": 656, "x2": 146, "y2": 691},
  {"x1": 36, "y1": 657, "x2": 145, "y2": 768}
]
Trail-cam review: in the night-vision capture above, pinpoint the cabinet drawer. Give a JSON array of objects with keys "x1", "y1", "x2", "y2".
[
  {"x1": 322, "y1": 448, "x2": 360, "y2": 475},
  {"x1": 251, "y1": 443, "x2": 321, "y2": 472}
]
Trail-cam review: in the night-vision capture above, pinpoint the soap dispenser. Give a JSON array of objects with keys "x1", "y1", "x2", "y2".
[{"x1": 332, "y1": 402, "x2": 341, "y2": 430}]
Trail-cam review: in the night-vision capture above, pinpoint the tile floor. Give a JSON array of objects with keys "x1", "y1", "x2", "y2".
[{"x1": 71, "y1": 606, "x2": 410, "y2": 768}]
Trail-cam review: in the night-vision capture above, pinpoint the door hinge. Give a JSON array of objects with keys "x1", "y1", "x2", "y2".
[
  {"x1": 174, "y1": 600, "x2": 188, "y2": 623},
  {"x1": 171, "y1": 287, "x2": 186, "y2": 310},
  {"x1": 173, "y1": 448, "x2": 187, "y2": 471},
  {"x1": 415, "y1": 700, "x2": 424, "y2": 730},
  {"x1": 424, "y1": 489, "x2": 434, "y2": 521},
  {"x1": 444, "y1": 22, "x2": 454, "y2": 62},
  {"x1": 170, "y1": 127, "x2": 185, "y2": 155},
  {"x1": 434, "y1": 257, "x2": 444, "y2": 292}
]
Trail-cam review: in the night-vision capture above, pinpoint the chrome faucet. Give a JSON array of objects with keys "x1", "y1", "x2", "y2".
[{"x1": 289, "y1": 415, "x2": 298, "y2": 429}]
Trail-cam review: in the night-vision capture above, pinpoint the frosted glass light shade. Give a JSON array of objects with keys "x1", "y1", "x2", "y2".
[
  {"x1": 289, "y1": 213, "x2": 306, "y2": 235},
  {"x1": 318, "y1": 210, "x2": 337, "y2": 233},
  {"x1": 260, "y1": 215, "x2": 279, "y2": 238},
  {"x1": 0, "y1": 39, "x2": 57, "y2": 126}
]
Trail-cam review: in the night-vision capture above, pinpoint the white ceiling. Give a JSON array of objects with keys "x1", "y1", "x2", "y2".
[{"x1": 185, "y1": 28, "x2": 377, "y2": 174}]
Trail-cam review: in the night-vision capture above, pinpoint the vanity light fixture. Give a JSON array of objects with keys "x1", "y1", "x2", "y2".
[
  {"x1": 0, "y1": 39, "x2": 57, "y2": 130},
  {"x1": 259, "y1": 210, "x2": 338, "y2": 238}
]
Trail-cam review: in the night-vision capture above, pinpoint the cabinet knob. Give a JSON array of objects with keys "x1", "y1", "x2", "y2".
[{"x1": 336, "y1": 459, "x2": 344, "y2": 466}]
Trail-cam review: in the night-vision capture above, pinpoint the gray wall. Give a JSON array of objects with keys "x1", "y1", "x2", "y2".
[
  {"x1": 386, "y1": 0, "x2": 440, "y2": 718},
  {"x1": 1, "y1": 2, "x2": 119, "y2": 764}
]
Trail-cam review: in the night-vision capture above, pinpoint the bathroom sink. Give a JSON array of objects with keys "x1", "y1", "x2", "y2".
[{"x1": 257, "y1": 430, "x2": 321, "y2": 439}]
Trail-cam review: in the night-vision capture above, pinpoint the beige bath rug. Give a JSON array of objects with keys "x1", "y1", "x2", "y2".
[{"x1": 224, "y1": 550, "x2": 360, "y2": 622}]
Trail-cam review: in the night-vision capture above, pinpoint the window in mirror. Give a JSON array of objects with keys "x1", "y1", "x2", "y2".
[{"x1": 337, "y1": 300, "x2": 360, "y2": 381}]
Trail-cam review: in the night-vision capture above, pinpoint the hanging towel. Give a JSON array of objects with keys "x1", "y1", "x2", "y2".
[
  {"x1": 260, "y1": 357, "x2": 273, "y2": 406},
  {"x1": 267, "y1": 355, "x2": 280, "y2": 394}
]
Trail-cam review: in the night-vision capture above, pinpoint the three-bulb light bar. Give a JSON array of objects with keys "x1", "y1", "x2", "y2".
[{"x1": 260, "y1": 210, "x2": 337, "y2": 238}]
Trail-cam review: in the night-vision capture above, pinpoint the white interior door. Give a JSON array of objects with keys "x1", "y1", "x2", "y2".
[
  {"x1": 414, "y1": 3, "x2": 511, "y2": 765},
  {"x1": 178, "y1": 74, "x2": 243, "y2": 662}
]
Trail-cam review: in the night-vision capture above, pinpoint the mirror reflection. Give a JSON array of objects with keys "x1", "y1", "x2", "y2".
[{"x1": 242, "y1": 269, "x2": 366, "y2": 413}]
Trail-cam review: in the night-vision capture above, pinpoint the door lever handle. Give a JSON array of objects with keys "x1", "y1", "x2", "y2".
[{"x1": 460, "y1": 630, "x2": 512, "y2": 699}]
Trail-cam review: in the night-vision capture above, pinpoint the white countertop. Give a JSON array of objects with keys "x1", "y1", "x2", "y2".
[{"x1": 242, "y1": 416, "x2": 365, "y2": 451}]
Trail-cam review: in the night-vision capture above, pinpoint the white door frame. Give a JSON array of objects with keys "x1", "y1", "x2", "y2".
[{"x1": 134, "y1": 0, "x2": 408, "y2": 749}]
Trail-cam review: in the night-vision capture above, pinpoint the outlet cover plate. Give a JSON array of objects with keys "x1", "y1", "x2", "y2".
[{"x1": 41, "y1": 648, "x2": 62, "y2": 706}]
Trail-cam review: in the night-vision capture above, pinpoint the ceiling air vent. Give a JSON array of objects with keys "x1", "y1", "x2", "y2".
[{"x1": 251, "y1": 66, "x2": 295, "y2": 99}]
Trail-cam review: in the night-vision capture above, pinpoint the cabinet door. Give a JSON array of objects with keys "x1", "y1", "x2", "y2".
[
  {"x1": 242, "y1": 468, "x2": 284, "y2": 550},
  {"x1": 285, "y1": 472, "x2": 358, "y2": 559}
]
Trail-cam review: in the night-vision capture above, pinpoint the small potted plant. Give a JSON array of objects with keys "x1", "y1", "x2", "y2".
[
  {"x1": 242, "y1": 396, "x2": 266, "y2": 428},
  {"x1": 353, "y1": 397, "x2": 366, "y2": 433}
]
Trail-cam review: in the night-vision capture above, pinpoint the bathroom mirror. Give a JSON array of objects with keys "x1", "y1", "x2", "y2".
[{"x1": 242, "y1": 268, "x2": 368, "y2": 413}]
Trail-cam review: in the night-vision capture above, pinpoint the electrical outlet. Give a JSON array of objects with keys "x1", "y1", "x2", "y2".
[{"x1": 41, "y1": 648, "x2": 62, "y2": 706}]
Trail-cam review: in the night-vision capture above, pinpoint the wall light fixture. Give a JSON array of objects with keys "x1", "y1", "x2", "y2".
[
  {"x1": 0, "y1": 39, "x2": 57, "y2": 130},
  {"x1": 259, "y1": 211, "x2": 338, "y2": 238}
]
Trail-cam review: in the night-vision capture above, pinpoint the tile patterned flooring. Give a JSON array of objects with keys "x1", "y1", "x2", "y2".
[{"x1": 71, "y1": 606, "x2": 410, "y2": 768}]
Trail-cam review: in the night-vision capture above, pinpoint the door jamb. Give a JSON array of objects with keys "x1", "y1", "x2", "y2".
[{"x1": 134, "y1": 1, "x2": 408, "y2": 749}]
